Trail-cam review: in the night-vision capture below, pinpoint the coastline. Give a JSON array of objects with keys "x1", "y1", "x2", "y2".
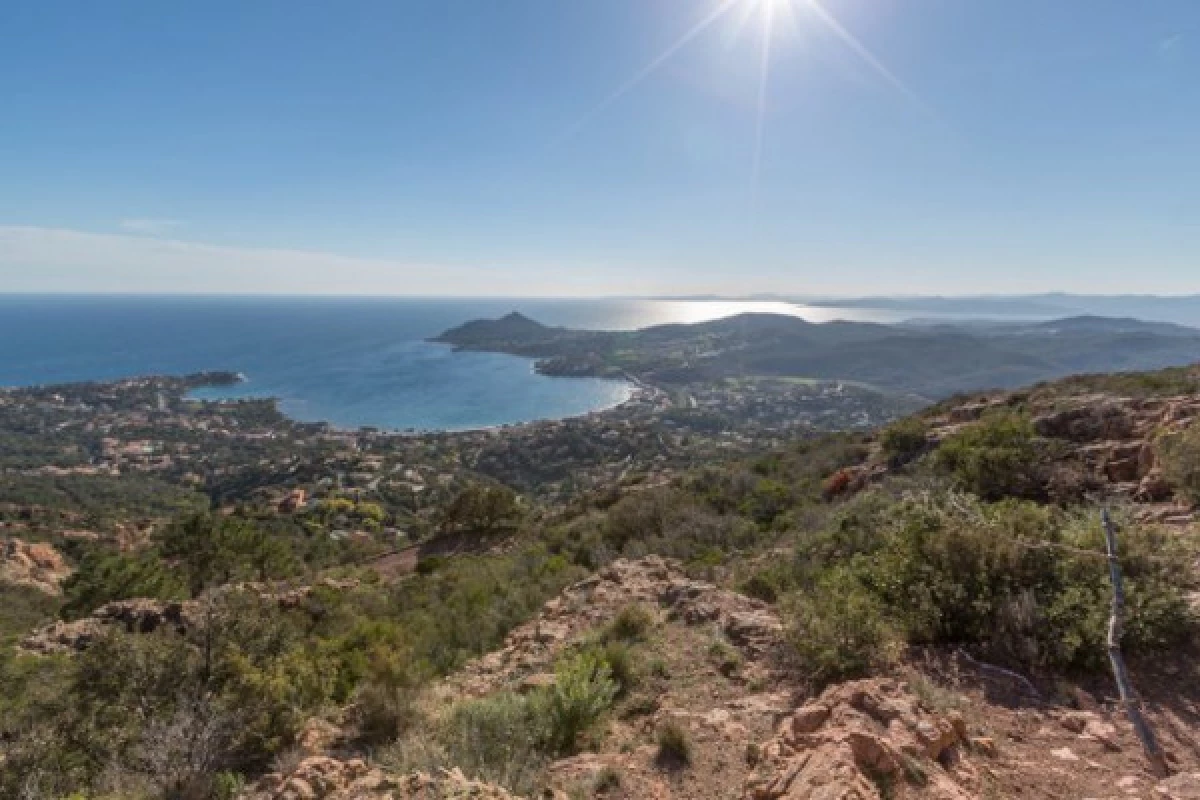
[{"x1": 184, "y1": 362, "x2": 645, "y2": 437}]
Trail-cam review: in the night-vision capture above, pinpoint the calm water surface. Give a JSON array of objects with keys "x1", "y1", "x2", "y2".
[{"x1": 0, "y1": 296, "x2": 982, "y2": 430}]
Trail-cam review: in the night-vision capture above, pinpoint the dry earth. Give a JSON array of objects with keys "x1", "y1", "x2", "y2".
[{"x1": 242, "y1": 556, "x2": 1200, "y2": 800}]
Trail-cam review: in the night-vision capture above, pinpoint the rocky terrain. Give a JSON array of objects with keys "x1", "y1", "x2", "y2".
[
  {"x1": 832, "y1": 379, "x2": 1200, "y2": 525},
  {"x1": 20, "y1": 577, "x2": 358, "y2": 654},
  {"x1": 947, "y1": 388, "x2": 1200, "y2": 511},
  {"x1": 243, "y1": 759, "x2": 532, "y2": 800},
  {"x1": 231, "y1": 555, "x2": 1200, "y2": 800},
  {"x1": 0, "y1": 538, "x2": 71, "y2": 595},
  {"x1": 5, "y1": 364, "x2": 1200, "y2": 799}
]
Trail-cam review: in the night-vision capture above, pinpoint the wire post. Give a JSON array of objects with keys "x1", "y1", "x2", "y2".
[{"x1": 1101, "y1": 508, "x2": 1169, "y2": 778}]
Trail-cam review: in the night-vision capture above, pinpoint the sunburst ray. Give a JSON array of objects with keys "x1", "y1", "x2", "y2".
[{"x1": 555, "y1": 0, "x2": 744, "y2": 144}]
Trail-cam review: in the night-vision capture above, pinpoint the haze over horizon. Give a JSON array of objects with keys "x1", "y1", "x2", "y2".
[{"x1": 3, "y1": 1, "x2": 1198, "y2": 296}]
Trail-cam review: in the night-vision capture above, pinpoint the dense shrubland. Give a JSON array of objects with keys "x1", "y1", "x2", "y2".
[
  {"x1": 772, "y1": 490, "x2": 1194, "y2": 684},
  {"x1": 1, "y1": 534, "x2": 585, "y2": 798},
  {"x1": 59, "y1": 512, "x2": 363, "y2": 617}
]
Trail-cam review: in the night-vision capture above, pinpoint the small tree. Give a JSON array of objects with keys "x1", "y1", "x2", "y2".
[
  {"x1": 158, "y1": 513, "x2": 297, "y2": 596},
  {"x1": 437, "y1": 485, "x2": 521, "y2": 533}
]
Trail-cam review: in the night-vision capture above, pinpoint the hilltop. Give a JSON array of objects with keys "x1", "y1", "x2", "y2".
[
  {"x1": 2, "y1": 361, "x2": 1200, "y2": 798},
  {"x1": 435, "y1": 312, "x2": 1200, "y2": 398}
]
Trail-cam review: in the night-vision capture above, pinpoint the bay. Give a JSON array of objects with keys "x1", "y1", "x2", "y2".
[{"x1": 0, "y1": 295, "x2": 997, "y2": 431}]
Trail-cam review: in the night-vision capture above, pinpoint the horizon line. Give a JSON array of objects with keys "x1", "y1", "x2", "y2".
[{"x1": 2, "y1": 290, "x2": 1200, "y2": 301}]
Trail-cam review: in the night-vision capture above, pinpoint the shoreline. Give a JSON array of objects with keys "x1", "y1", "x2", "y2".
[{"x1": 185, "y1": 368, "x2": 646, "y2": 438}]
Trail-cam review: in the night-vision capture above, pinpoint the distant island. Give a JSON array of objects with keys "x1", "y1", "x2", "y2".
[{"x1": 434, "y1": 311, "x2": 1200, "y2": 398}]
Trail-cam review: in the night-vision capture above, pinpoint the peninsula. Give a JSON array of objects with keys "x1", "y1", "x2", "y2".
[{"x1": 435, "y1": 311, "x2": 1200, "y2": 398}]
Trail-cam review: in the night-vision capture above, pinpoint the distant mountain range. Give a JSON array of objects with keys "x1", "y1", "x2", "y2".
[
  {"x1": 647, "y1": 293, "x2": 1200, "y2": 327},
  {"x1": 434, "y1": 311, "x2": 1200, "y2": 399}
]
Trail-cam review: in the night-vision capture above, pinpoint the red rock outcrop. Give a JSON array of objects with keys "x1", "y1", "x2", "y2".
[
  {"x1": 0, "y1": 537, "x2": 72, "y2": 595},
  {"x1": 745, "y1": 679, "x2": 977, "y2": 800}
]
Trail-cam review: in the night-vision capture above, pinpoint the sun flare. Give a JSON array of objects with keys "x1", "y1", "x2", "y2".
[{"x1": 561, "y1": 0, "x2": 916, "y2": 186}]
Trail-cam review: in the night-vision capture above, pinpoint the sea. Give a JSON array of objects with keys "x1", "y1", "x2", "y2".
[{"x1": 0, "y1": 295, "x2": 1012, "y2": 431}]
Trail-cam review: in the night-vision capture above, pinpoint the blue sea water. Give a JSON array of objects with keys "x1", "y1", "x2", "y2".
[
  {"x1": 0, "y1": 295, "x2": 911, "y2": 431},
  {"x1": 3, "y1": 295, "x2": 1054, "y2": 430}
]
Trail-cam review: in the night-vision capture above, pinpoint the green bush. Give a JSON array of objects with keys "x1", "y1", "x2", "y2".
[
  {"x1": 1158, "y1": 422, "x2": 1200, "y2": 504},
  {"x1": 389, "y1": 653, "x2": 620, "y2": 793},
  {"x1": 61, "y1": 549, "x2": 186, "y2": 619},
  {"x1": 605, "y1": 604, "x2": 654, "y2": 642},
  {"x1": 783, "y1": 489, "x2": 1196, "y2": 674},
  {"x1": 708, "y1": 635, "x2": 744, "y2": 677},
  {"x1": 655, "y1": 720, "x2": 692, "y2": 768},
  {"x1": 593, "y1": 765, "x2": 622, "y2": 793},
  {"x1": 0, "y1": 582, "x2": 61, "y2": 645},
  {"x1": 932, "y1": 411, "x2": 1048, "y2": 501},
  {"x1": 595, "y1": 640, "x2": 638, "y2": 695},
  {"x1": 784, "y1": 568, "x2": 900, "y2": 686},
  {"x1": 392, "y1": 546, "x2": 585, "y2": 676},
  {"x1": 351, "y1": 681, "x2": 417, "y2": 746},
  {"x1": 739, "y1": 571, "x2": 782, "y2": 603},
  {"x1": 439, "y1": 690, "x2": 549, "y2": 796},
  {"x1": 538, "y1": 651, "x2": 619, "y2": 754},
  {"x1": 437, "y1": 484, "x2": 522, "y2": 533},
  {"x1": 881, "y1": 418, "x2": 930, "y2": 467}
]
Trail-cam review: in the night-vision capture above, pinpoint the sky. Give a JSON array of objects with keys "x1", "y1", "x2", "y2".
[{"x1": 1, "y1": 0, "x2": 1197, "y2": 296}]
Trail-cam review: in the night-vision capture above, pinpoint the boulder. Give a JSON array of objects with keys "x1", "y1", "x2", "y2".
[
  {"x1": 745, "y1": 679, "x2": 974, "y2": 799},
  {"x1": 1, "y1": 538, "x2": 72, "y2": 595},
  {"x1": 1033, "y1": 404, "x2": 1135, "y2": 442},
  {"x1": 790, "y1": 705, "x2": 831, "y2": 736}
]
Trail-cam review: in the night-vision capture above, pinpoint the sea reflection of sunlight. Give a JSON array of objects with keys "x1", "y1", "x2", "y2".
[{"x1": 659, "y1": 300, "x2": 812, "y2": 325}]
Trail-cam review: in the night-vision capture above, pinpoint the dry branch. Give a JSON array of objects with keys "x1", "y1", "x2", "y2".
[{"x1": 1101, "y1": 509, "x2": 1170, "y2": 778}]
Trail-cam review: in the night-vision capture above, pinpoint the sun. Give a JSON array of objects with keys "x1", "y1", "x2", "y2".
[{"x1": 727, "y1": 0, "x2": 802, "y2": 185}]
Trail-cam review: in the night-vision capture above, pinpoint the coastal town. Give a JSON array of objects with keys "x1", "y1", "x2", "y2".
[{"x1": 0, "y1": 368, "x2": 920, "y2": 549}]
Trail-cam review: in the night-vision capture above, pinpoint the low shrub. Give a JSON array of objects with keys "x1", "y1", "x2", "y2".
[
  {"x1": 784, "y1": 568, "x2": 900, "y2": 686},
  {"x1": 538, "y1": 651, "x2": 619, "y2": 755},
  {"x1": 440, "y1": 692, "x2": 549, "y2": 794},
  {"x1": 932, "y1": 411, "x2": 1048, "y2": 501},
  {"x1": 593, "y1": 765, "x2": 622, "y2": 793},
  {"x1": 351, "y1": 681, "x2": 417, "y2": 746},
  {"x1": 1158, "y1": 421, "x2": 1200, "y2": 504},
  {"x1": 881, "y1": 418, "x2": 930, "y2": 468},
  {"x1": 782, "y1": 488, "x2": 1197, "y2": 674},
  {"x1": 415, "y1": 555, "x2": 445, "y2": 575},
  {"x1": 739, "y1": 570, "x2": 783, "y2": 603},
  {"x1": 707, "y1": 634, "x2": 744, "y2": 677},
  {"x1": 605, "y1": 604, "x2": 654, "y2": 642},
  {"x1": 655, "y1": 720, "x2": 692, "y2": 768},
  {"x1": 595, "y1": 640, "x2": 638, "y2": 695}
]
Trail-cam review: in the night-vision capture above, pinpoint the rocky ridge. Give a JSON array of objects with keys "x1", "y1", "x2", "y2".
[
  {"x1": 421, "y1": 556, "x2": 1200, "y2": 799},
  {"x1": 444, "y1": 555, "x2": 785, "y2": 699},
  {"x1": 19, "y1": 577, "x2": 358, "y2": 654},
  {"x1": 833, "y1": 389, "x2": 1200, "y2": 526}
]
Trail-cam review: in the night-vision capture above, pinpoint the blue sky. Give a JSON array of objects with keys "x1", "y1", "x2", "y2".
[{"x1": 1, "y1": 0, "x2": 1197, "y2": 295}]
